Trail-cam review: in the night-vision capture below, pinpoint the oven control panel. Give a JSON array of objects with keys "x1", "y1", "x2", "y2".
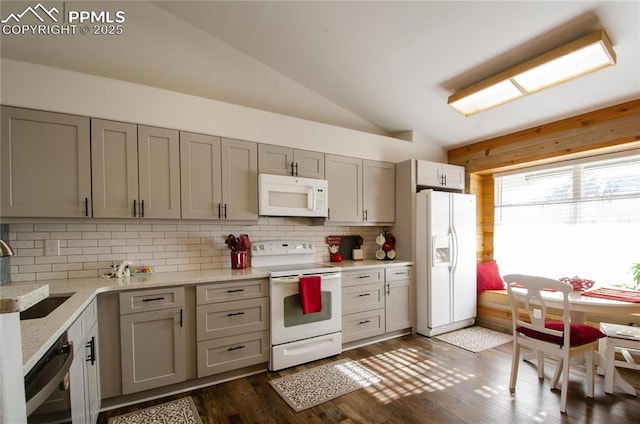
[{"x1": 251, "y1": 240, "x2": 315, "y2": 256}]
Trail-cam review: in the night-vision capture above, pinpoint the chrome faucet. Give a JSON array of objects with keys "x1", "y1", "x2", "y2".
[{"x1": 116, "y1": 260, "x2": 133, "y2": 278}]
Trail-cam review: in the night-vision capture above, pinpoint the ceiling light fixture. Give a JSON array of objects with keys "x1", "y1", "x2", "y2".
[{"x1": 448, "y1": 30, "x2": 616, "y2": 116}]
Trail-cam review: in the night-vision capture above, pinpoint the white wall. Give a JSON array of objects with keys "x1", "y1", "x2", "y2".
[{"x1": 0, "y1": 59, "x2": 446, "y2": 163}]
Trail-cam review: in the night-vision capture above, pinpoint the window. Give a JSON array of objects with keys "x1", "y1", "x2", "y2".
[{"x1": 494, "y1": 152, "x2": 640, "y2": 287}]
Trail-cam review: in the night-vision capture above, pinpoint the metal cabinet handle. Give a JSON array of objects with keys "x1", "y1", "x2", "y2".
[
  {"x1": 223, "y1": 203, "x2": 227, "y2": 219},
  {"x1": 327, "y1": 208, "x2": 331, "y2": 220},
  {"x1": 142, "y1": 296, "x2": 165, "y2": 302},
  {"x1": 228, "y1": 345, "x2": 245, "y2": 351},
  {"x1": 133, "y1": 199, "x2": 137, "y2": 217},
  {"x1": 363, "y1": 209, "x2": 368, "y2": 221},
  {"x1": 217, "y1": 203, "x2": 222, "y2": 219},
  {"x1": 84, "y1": 198, "x2": 89, "y2": 217},
  {"x1": 227, "y1": 288, "x2": 245, "y2": 293},
  {"x1": 290, "y1": 162, "x2": 295, "y2": 176},
  {"x1": 358, "y1": 293, "x2": 371, "y2": 297},
  {"x1": 141, "y1": 200, "x2": 145, "y2": 218},
  {"x1": 357, "y1": 275, "x2": 371, "y2": 279},
  {"x1": 294, "y1": 163, "x2": 299, "y2": 176},
  {"x1": 385, "y1": 282, "x2": 390, "y2": 295},
  {"x1": 227, "y1": 311, "x2": 246, "y2": 317},
  {"x1": 359, "y1": 320, "x2": 371, "y2": 325},
  {"x1": 179, "y1": 308, "x2": 183, "y2": 327},
  {"x1": 85, "y1": 336, "x2": 96, "y2": 365}
]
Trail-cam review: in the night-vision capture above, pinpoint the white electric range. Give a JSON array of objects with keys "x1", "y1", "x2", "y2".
[{"x1": 251, "y1": 240, "x2": 342, "y2": 371}]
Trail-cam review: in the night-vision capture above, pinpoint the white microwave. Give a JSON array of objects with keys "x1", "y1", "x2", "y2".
[{"x1": 258, "y1": 174, "x2": 328, "y2": 217}]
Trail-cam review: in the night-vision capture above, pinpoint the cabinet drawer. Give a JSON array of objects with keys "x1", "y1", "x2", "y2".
[
  {"x1": 342, "y1": 283, "x2": 385, "y2": 315},
  {"x1": 197, "y1": 330, "x2": 269, "y2": 378},
  {"x1": 342, "y1": 269, "x2": 384, "y2": 287},
  {"x1": 119, "y1": 287, "x2": 185, "y2": 314},
  {"x1": 342, "y1": 309, "x2": 385, "y2": 344},
  {"x1": 197, "y1": 298, "x2": 269, "y2": 341},
  {"x1": 196, "y1": 279, "x2": 268, "y2": 305},
  {"x1": 385, "y1": 266, "x2": 411, "y2": 282}
]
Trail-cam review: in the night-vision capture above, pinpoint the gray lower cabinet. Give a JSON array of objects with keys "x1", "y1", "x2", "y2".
[
  {"x1": 69, "y1": 298, "x2": 100, "y2": 424},
  {"x1": 342, "y1": 266, "x2": 412, "y2": 345},
  {"x1": 341, "y1": 269, "x2": 385, "y2": 343},
  {"x1": 196, "y1": 279, "x2": 269, "y2": 378},
  {"x1": 384, "y1": 266, "x2": 412, "y2": 333},
  {"x1": 119, "y1": 287, "x2": 186, "y2": 395}
]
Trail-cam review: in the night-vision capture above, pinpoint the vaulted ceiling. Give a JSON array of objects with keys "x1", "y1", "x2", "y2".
[{"x1": 1, "y1": 1, "x2": 638, "y2": 149}]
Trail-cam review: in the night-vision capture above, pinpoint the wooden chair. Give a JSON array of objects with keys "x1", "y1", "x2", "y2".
[{"x1": 504, "y1": 274, "x2": 606, "y2": 413}]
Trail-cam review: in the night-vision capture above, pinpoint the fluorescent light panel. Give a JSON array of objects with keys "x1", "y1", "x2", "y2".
[{"x1": 448, "y1": 30, "x2": 616, "y2": 116}]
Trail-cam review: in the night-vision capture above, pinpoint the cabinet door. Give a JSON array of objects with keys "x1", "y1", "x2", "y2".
[
  {"x1": 92, "y1": 119, "x2": 139, "y2": 218},
  {"x1": 416, "y1": 160, "x2": 443, "y2": 187},
  {"x1": 180, "y1": 132, "x2": 223, "y2": 219},
  {"x1": 363, "y1": 160, "x2": 395, "y2": 223},
  {"x1": 221, "y1": 138, "x2": 258, "y2": 220},
  {"x1": 441, "y1": 164, "x2": 465, "y2": 190},
  {"x1": 258, "y1": 144, "x2": 293, "y2": 176},
  {"x1": 1, "y1": 106, "x2": 91, "y2": 217},
  {"x1": 138, "y1": 126, "x2": 181, "y2": 219},
  {"x1": 325, "y1": 154, "x2": 362, "y2": 222},
  {"x1": 385, "y1": 280, "x2": 411, "y2": 333},
  {"x1": 294, "y1": 149, "x2": 325, "y2": 179},
  {"x1": 120, "y1": 308, "x2": 186, "y2": 394},
  {"x1": 85, "y1": 324, "x2": 100, "y2": 424}
]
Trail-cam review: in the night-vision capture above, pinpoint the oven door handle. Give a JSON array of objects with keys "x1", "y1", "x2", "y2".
[
  {"x1": 270, "y1": 272, "x2": 342, "y2": 284},
  {"x1": 26, "y1": 341, "x2": 74, "y2": 416}
]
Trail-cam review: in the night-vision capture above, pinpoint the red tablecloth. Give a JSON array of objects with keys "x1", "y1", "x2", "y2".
[{"x1": 582, "y1": 287, "x2": 640, "y2": 303}]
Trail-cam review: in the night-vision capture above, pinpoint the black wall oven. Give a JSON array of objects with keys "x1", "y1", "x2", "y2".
[{"x1": 24, "y1": 333, "x2": 73, "y2": 423}]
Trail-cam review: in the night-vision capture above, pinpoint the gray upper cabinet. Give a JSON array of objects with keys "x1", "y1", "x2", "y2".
[
  {"x1": 1, "y1": 106, "x2": 92, "y2": 218},
  {"x1": 416, "y1": 160, "x2": 465, "y2": 191},
  {"x1": 363, "y1": 160, "x2": 395, "y2": 223},
  {"x1": 180, "y1": 132, "x2": 222, "y2": 219},
  {"x1": 137, "y1": 126, "x2": 181, "y2": 219},
  {"x1": 221, "y1": 138, "x2": 258, "y2": 220},
  {"x1": 92, "y1": 120, "x2": 180, "y2": 219},
  {"x1": 258, "y1": 144, "x2": 325, "y2": 179},
  {"x1": 182, "y1": 133, "x2": 258, "y2": 220},
  {"x1": 325, "y1": 154, "x2": 395, "y2": 224},
  {"x1": 91, "y1": 119, "x2": 138, "y2": 218},
  {"x1": 325, "y1": 154, "x2": 363, "y2": 223}
]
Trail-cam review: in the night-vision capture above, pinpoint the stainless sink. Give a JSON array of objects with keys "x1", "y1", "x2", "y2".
[{"x1": 20, "y1": 294, "x2": 73, "y2": 320}]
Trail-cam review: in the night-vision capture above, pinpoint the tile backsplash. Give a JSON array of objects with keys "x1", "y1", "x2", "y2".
[{"x1": 3, "y1": 218, "x2": 387, "y2": 282}]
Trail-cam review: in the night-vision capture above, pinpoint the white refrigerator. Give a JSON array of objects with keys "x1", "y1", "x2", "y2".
[{"x1": 416, "y1": 189, "x2": 477, "y2": 337}]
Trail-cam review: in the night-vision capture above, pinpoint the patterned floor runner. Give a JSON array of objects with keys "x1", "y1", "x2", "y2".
[
  {"x1": 434, "y1": 326, "x2": 513, "y2": 353},
  {"x1": 270, "y1": 359, "x2": 382, "y2": 412},
  {"x1": 108, "y1": 396, "x2": 202, "y2": 424}
]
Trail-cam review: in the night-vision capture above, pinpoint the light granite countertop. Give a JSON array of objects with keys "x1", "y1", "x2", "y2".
[
  {"x1": 6, "y1": 268, "x2": 269, "y2": 375},
  {"x1": 0, "y1": 283, "x2": 49, "y2": 314},
  {"x1": 3, "y1": 261, "x2": 412, "y2": 376}
]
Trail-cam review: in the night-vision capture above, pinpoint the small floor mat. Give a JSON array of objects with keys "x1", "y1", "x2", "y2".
[
  {"x1": 269, "y1": 359, "x2": 382, "y2": 412},
  {"x1": 107, "y1": 396, "x2": 202, "y2": 424},
  {"x1": 435, "y1": 326, "x2": 512, "y2": 353}
]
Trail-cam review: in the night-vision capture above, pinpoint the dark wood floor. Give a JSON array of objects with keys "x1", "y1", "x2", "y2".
[{"x1": 98, "y1": 334, "x2": 639, "y2": 423}]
